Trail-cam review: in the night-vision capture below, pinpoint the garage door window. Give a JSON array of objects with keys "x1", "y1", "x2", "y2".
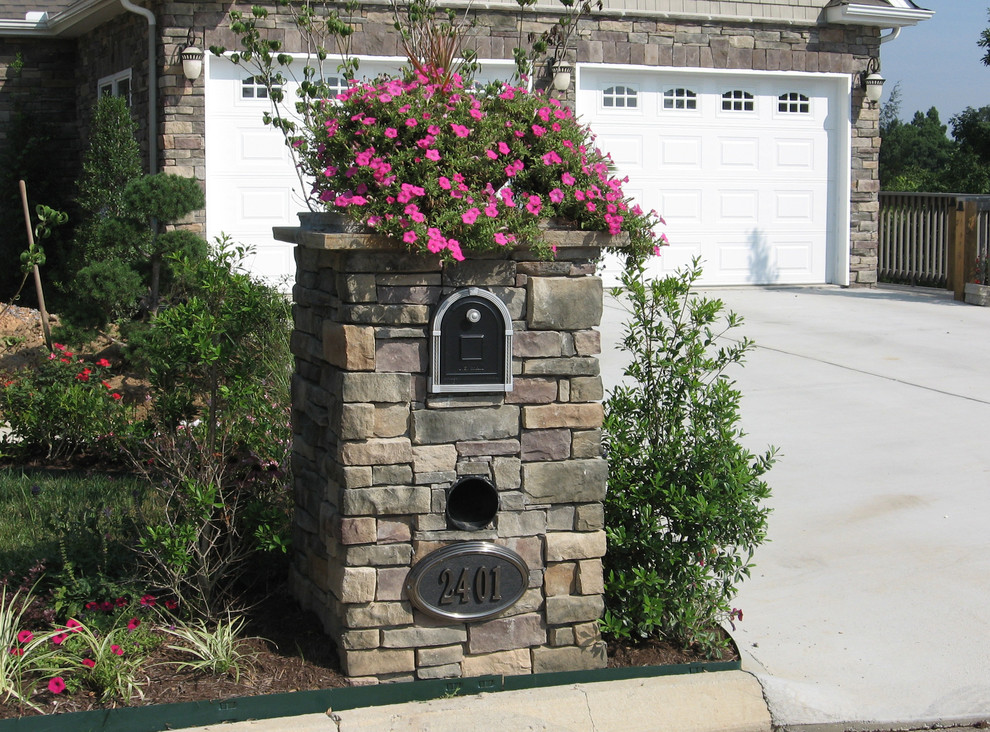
[
  {"x1": 603, "y1": 85, "x2": 638, "y2": 109},
  {"x1": 242, "y1": 76, "x2": 282, "y2": 100},
  {"x1": 777, "y1": 92, "x2": 810, "y2": 114},
  {"x1": 722, "y1": 90, "x2": 754, "y2": 112},
  {"x1": 663, "y1": 88, "x2": 697, "y2": 110}
]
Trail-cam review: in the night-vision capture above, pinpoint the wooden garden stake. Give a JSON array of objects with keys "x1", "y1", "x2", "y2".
[{"x1": 18, "y1": 179, "x2": 53, "y2": 352}]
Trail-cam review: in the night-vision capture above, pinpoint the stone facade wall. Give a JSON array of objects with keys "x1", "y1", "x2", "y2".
[
  {"x1": 289, "y1": 232, "x2": 611, "y2": 682},
  {"x1": 0, "y1": 37, "x2": 79, "y2": 196}
]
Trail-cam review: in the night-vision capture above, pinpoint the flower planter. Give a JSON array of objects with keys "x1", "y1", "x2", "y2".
[{"x1": 964, "y1": 282, "x2": 990, "y2": 306}]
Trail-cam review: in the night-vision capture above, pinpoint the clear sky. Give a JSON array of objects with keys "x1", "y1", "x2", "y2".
[{"x1": 879, "y1": 1, "x2": 990, "y2": 127}]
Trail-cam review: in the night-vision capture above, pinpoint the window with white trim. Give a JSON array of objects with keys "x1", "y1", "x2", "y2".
[
  {"x1": 722, "y1": 90, "x2": 754, "y2": 112},
  {"x1": 98, "y1": 70, "x2": 132, "y2": 107},
  {"x1": 241, "y1": 76, "x2": 283, "y2": 99},
  {"x1": 603, "y1": 85, "x2": 638, "y2": 109},
  {"x1": 778, "y1": 92, "x2": 810, "y2": 114},
  {"x1": 663, "y1": 88, "x2": 697, "y2": 110}
]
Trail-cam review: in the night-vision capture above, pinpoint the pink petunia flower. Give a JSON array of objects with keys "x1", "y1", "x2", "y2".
[
  {"x1": 48, "y1": 677, "x2": 66, "y2": 694},
  {"x1": 450, "y1": 123, "x2": 471, "y2": 138},
  {"x1": 384, "y1": 127, "x2": 398, "y2": 139},
  {"x1": 16, "y1": 630, "x2": 33, "y2": 644},
  {"x1": 549, "y1": 188, "x2": 564, "y2": 204},
  {"x1": 83, "y1": 658, "x2": 96, "y2": 668},
  {"x1": 111, "y1": 645, "x2": 123, "y2": 656},
  {"x1": 66, "y1": 619, "x2": 82, "y2": 633},
  {"x1": 425, "y1": 149, "x2": 441, "y2": 161},
  {"x1": 461, "y1": 208, "x2": 480, "y2": 225}
]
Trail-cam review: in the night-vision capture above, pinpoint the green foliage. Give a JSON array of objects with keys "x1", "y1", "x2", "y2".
[
  {"x1": 880, "y1": 107, "x2": 957, "y2": 191},
  {"x1": 70, "y1": 259, "x2": 146, "y2": 325},
  {"x1": 601, "y1": 259, "x2": 774, "y2": 655},
  {"x1": 130, "y1": 237, "x2": 292, "y2": 620},
  {"x1": 121, "y1": 173, "x2": 205, "y2": 227},
  {"x1": 67, "y1": 99, "x2": 205, "y2": 325},
  {"x1": 0, "y1": 344, "x2": 134, "y2": 459},
  {"x1": 162, "y1": 615, "x2": 259, "y2": 681},
  {"x1": 76, "y1": 96, "x2": 143, "y2": 222},
  {"x1": 0, "y1": 586, "x2": 61, "y2": 711},
  {"x1": 40, "y1": 616, "x2": 149, "y2": 703}
]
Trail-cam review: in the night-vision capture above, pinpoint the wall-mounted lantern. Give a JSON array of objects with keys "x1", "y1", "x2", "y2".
[
  {"x1": 861, "y1": 56, "x2": 884, "y2": 105},
  {"x1": 181, "y1": 45, "x2": 203, "y2": 81}
]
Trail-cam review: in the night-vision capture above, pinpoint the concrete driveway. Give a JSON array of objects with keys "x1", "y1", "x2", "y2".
[{"x1": 600, "y1": 284, "x2": 990, "y2": 730}]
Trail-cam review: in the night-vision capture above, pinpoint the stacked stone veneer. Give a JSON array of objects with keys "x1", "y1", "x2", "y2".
[{"x1": 288, "y1": 230, "x2": 613, "y2": 683}]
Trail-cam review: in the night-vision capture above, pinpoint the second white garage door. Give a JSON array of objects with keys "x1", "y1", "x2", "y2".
[{"x1": 578, "y1": 67, "x2": 849, "y2": 286}]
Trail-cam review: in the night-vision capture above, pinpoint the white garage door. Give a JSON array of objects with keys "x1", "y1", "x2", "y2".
[
  {"x1": 578, "y1": 68, "x2": 845, "y2": 286},
  {"x1": 204, "y1": 56, "x2": 516, "y2": 289}
]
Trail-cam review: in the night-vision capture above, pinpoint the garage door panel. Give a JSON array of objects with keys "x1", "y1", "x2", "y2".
[
  {"x1": 660, "y1": 137, "x2": 703, "y2": 168},
  {"x1": 773, "y1": 137, "x2": 818, "y2": 171},
  {"x1": 718, "y1": 137, "x2": 760, "y2": 169},
  {"x1": 595, "y1": 133, "x2": 645, "y2": 171},
  {"x1": 659, "y1": 190, "x2": 703, "y2": 224},
  {"x1": 717, "y1": 190, "x2": 760, "y2": 224},
  {"x1": 773, "y1": 189, "x2": 819, "y2": 224}
]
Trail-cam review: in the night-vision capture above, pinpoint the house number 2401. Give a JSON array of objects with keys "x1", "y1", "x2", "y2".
[{"x1": 438, "y1": 566, "x2": 503, "y2": 605}]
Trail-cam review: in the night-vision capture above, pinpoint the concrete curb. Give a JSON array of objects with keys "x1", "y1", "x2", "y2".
[{"x1": 180, "y1": 671, "x2": 771, "y2": 732}]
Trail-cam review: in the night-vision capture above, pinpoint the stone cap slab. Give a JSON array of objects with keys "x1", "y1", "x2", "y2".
[{"x1": 274, "y1": 227, "x2": 629, "y2": 254}]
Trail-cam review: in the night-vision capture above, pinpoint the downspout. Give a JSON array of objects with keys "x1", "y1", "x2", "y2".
[
  {"x1": 120, "y1": 0, "x2": 156, "y2": 174},
  {"x1": 880, "y1": 27, "x2": 901, "y2": 44}
]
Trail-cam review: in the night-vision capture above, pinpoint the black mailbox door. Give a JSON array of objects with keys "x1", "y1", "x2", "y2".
[
  {"x1": 441, "y1": 296, "x2": 503, "y2": 385},
  {"x1": 430, "y1": 288, "x2": 513, "y2": 393}
]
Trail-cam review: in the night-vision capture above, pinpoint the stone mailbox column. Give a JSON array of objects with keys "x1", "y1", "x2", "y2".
[{"x1": 282, "y1": 226, "x2": 615, "y2": 684}]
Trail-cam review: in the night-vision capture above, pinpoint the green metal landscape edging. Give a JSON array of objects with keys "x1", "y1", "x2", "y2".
[{"x1": 0, "y1": 658, "x2": 740, "y2": 732}]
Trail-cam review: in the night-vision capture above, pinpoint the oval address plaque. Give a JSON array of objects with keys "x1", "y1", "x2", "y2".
[{"x1": 405, "y1": 541, "x2": 528, "y2": 622}]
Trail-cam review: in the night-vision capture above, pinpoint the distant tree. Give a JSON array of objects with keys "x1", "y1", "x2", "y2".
[
  {"x1": 880, "y1": 107, "x2": 957, "y2": 191},
  {"x1": 979, "y1": 8, "x2": 990, "y2": 66}
]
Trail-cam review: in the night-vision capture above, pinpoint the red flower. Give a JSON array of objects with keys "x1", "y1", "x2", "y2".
[
  {"x1": 9, "y1": 648, "x2": 23, "y2": 656},
  {"x1": 75, "y1": 368, "x2": 91, "y2": 382},
  {"x1": 111, "y1": 393, "x2": 122, "y2": 401},
  {"x1": 65, "y1": 619, "x2": 82, "y2": 633},
  {"x1": 82, "y1": 658, "x2": 96, "y2": 668},
  {"x1": 48, "y1": 677, "x2": 66, "y2": 694},
  {"x1": 127, "y1": 617, "x2": 141, "y2": 631},
  {"x1": 16, "y1": 630, "x2": 33, "y2": 644},
  {"x1": 85, "y1": 601, "x2": 98, "y2": 610},
  {"x1": 51, "y1": 633, "x2": 67, "y2": 645},
  {"x1": 100, "y1": 601, "x2": 113, "y2": 612},
  {"x1": 96, "y1": 358, "x2": 111, "y2": 368},
  {"x1": 165, "y1": 599, "x2": 178, "y2": 610},
  {"x1": 140, "y1": 594, "x2": 156, "y2": 607},
  {"x1": 111, "y1": 645, "x2": 123, "y2": 656},
  {"x1": 116, "y1": 597, "x2": 128, "y2": 607}
]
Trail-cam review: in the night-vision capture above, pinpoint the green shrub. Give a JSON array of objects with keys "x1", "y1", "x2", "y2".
[
  {"x1": 601, "y1": 258, "x2": 775, "y2": 655},
  {"x1": 130, "y1": 236, "x2": 292, "y2": 620},
  {"x1": 0, "y1": 345, "x2": 134, "y2": 459}
]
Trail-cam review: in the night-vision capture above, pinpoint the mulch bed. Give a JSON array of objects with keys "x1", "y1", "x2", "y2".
[{"x1": 0, "y1": 588, "x2": 737, "y2": 719}]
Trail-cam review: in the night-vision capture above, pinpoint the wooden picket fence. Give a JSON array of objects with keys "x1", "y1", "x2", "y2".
[{"x1": 879, "y1": 192, "x2": 990, "y2": 298}]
